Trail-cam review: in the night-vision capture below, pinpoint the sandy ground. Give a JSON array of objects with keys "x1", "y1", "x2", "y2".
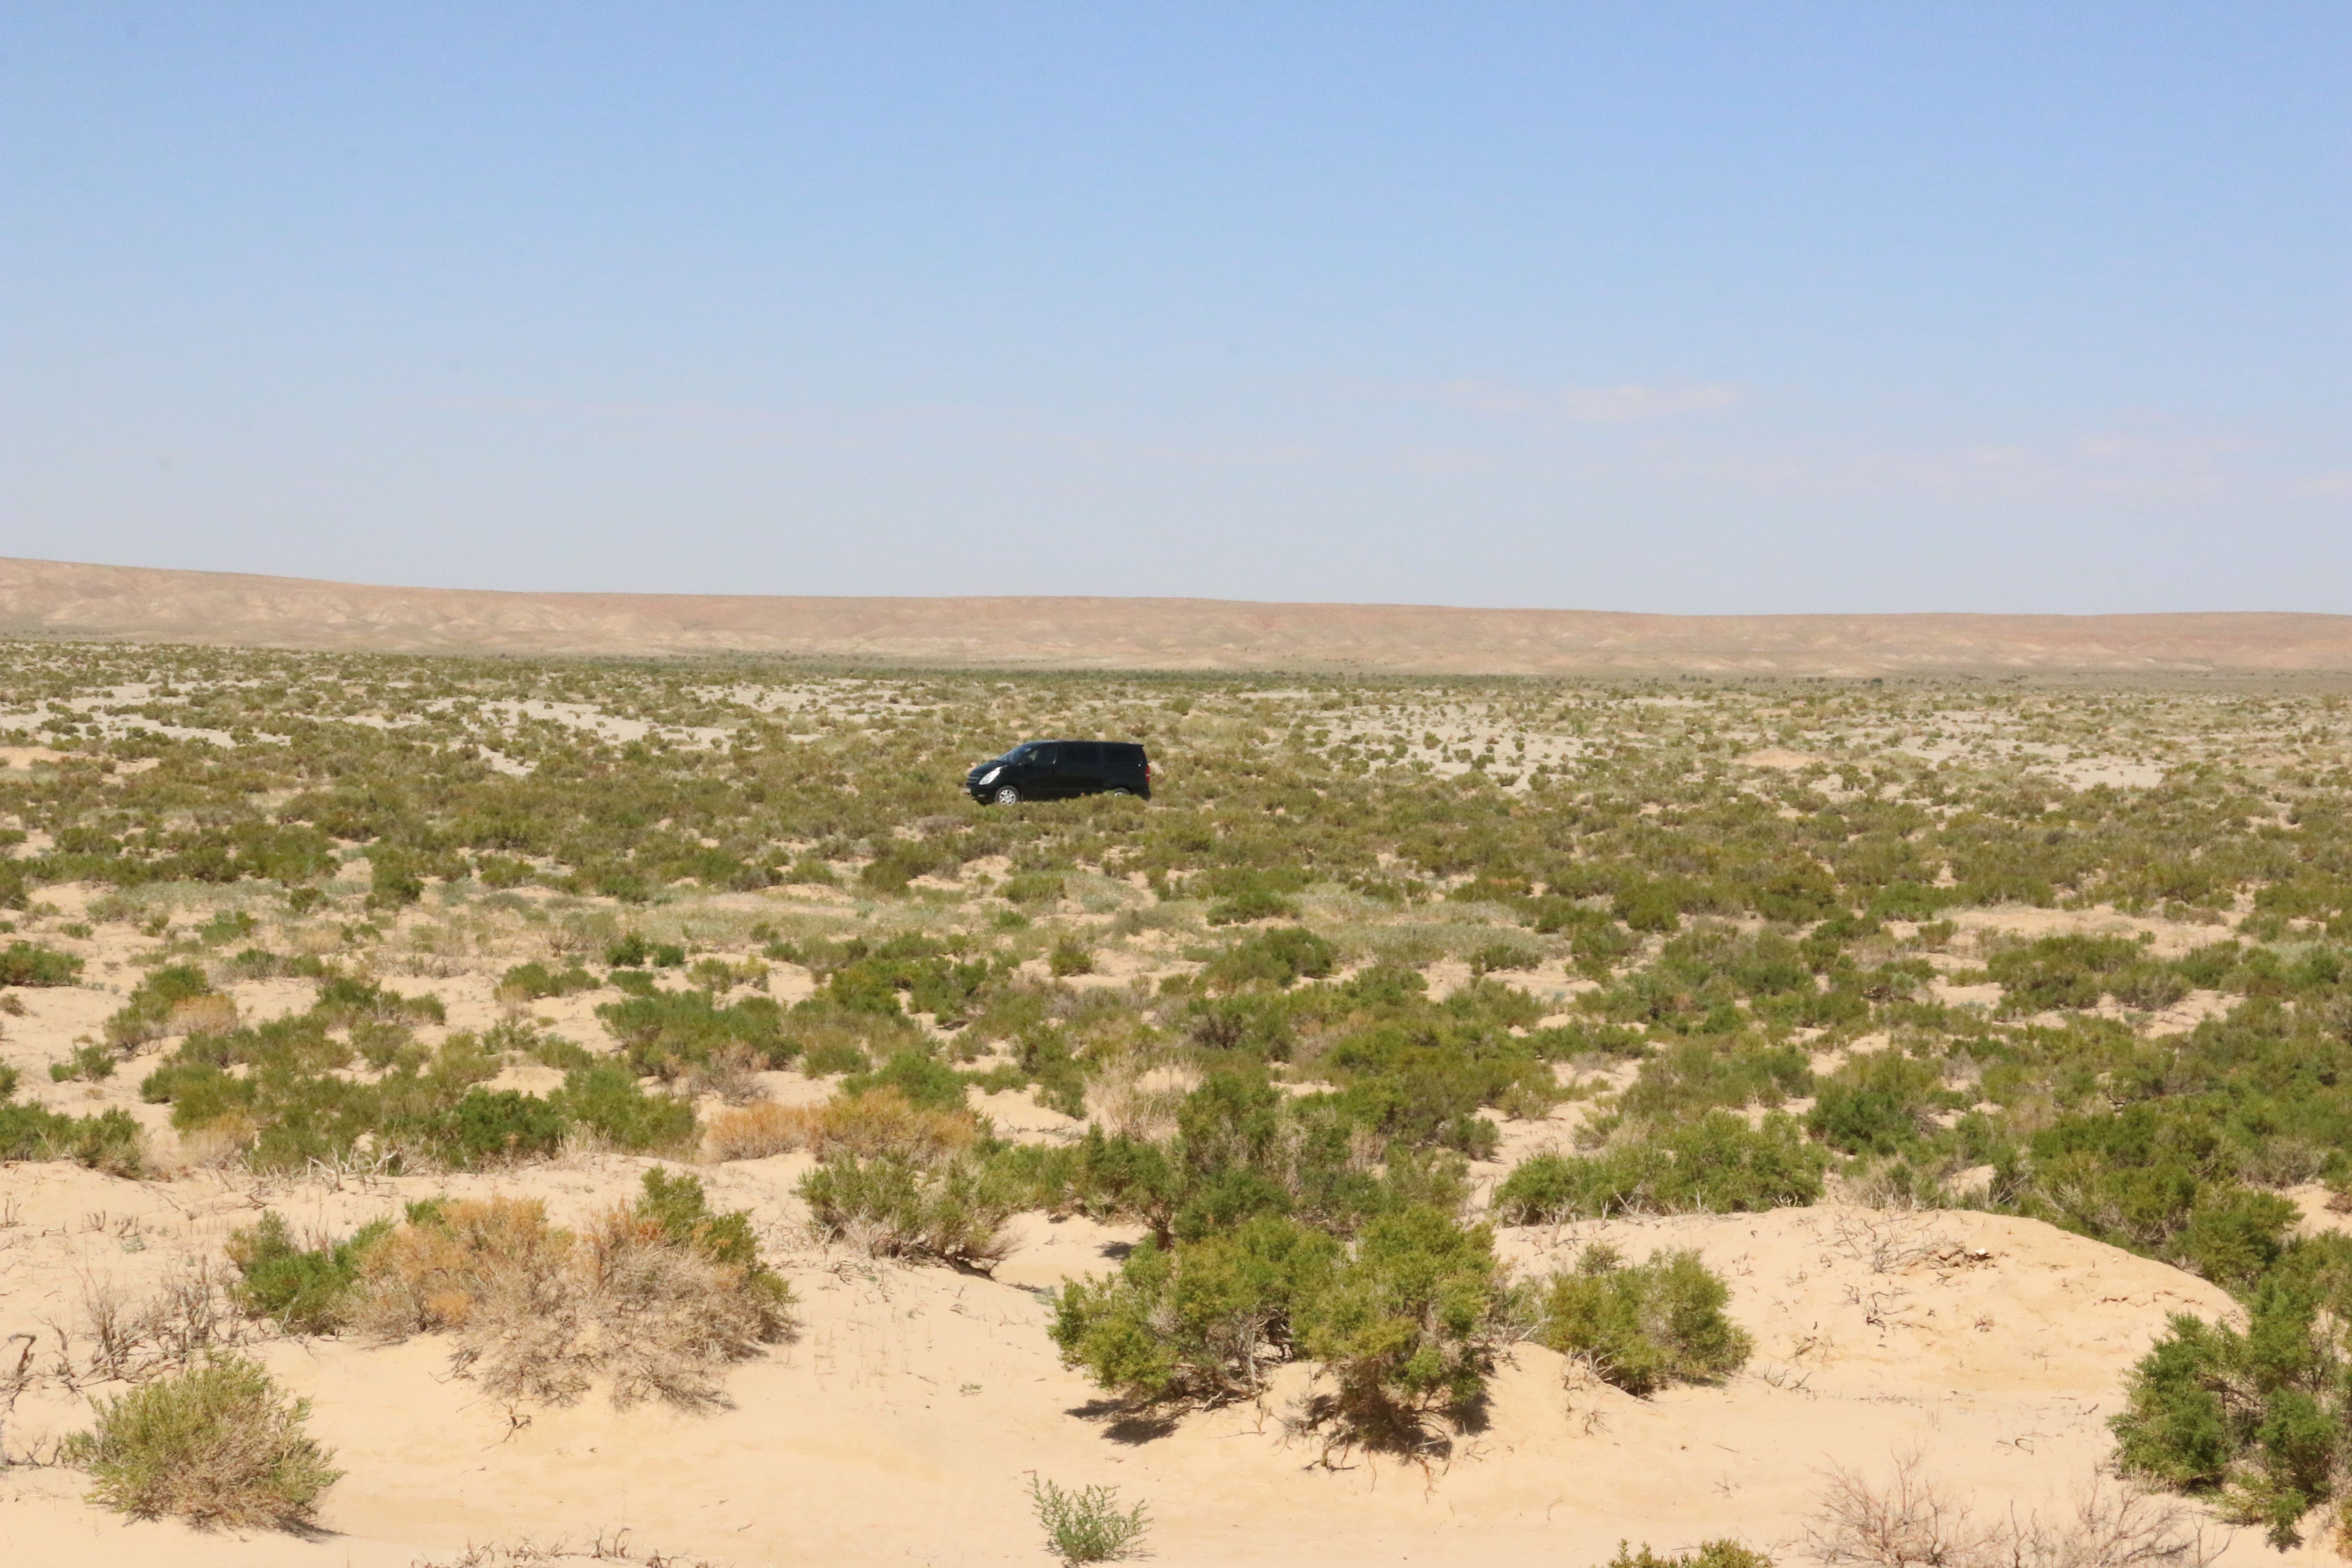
[
  {"x1": 0, "y1": 1151, "x2": 2299, "y2": 1568},
  {"x1": 9, "y1": 556, "x2": 2352, "y2": 674}
]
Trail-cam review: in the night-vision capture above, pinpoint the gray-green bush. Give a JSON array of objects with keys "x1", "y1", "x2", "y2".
[
  {"x1": 61, "y1": 1355, "x2": 342, "y2": 1528},
  {"x1": 1539, "y1": 1244, "x2": 1753, "y2": 1396}
]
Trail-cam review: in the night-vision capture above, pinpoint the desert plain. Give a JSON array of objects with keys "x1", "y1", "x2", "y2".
[{"x1": 3, "y1": 595, "x2": 2352, "y2": 1566}]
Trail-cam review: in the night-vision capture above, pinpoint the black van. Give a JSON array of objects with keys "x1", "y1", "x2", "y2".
[{"x1": 966, "y1": 741, "x2": 1152, "y2": 805}]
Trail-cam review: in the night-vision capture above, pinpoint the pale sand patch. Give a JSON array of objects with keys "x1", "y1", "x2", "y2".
[
  {"x1": 1738, "y1": 747, "x2": 1825, "y2": 771},
  {"x1": 1949, "y1": 903, "x2": 2231, "y2": 959},
  {"x1": 2286, "y1": 1182, "x2": 2352, "y2": 1240}
]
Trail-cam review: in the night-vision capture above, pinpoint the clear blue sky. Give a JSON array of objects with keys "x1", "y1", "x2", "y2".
[{"x1": 3, "y1": 4, "x2": 2346, "y2": 612}]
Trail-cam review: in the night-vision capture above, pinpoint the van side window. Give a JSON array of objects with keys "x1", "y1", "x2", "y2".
[{"x1": 1067, "y1": 742, "x2": 1104, "y2": 769}]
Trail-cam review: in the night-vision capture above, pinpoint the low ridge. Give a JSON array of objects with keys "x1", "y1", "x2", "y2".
[{"x1": 4, "y1": 556, "x2": 2348, "y2": 675}]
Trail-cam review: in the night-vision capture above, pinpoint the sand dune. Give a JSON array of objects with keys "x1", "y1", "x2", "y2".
[
  {"x1": 4, "y1": 557, "x2": 2349, "y2": 674},
  {"x1": 0, "y1": 1160, "x2": 2281, "y2": 1568}
]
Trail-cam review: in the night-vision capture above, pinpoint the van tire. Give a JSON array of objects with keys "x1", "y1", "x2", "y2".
[{"x1": 992, "y1": 785, "x2": 1022, "y2": 805}]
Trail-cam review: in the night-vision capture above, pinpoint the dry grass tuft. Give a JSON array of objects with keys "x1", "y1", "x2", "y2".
[
  {"x1": 352, "y1": 1185, "x2": 793, "y2": 1412},
  {"x1": 51, "y1": 1262, "x2": 248, "y2": 1386},
  {"x1": 168, "y1": 993, "x2": 240, "y2": 1037},
  {"x1": 348, "y1": 1197, "x2": 574, "y2": 1338},
  {"x1": 1086, "y1": 1056, "x2": 1199, "y2": 1142},
  {"x1": 567, "y1": 1210, "x2": 788, "y2": 1410},
  {"x1": 410, "y1": 1528, "x2": 723, "y2": 1566},
  {"x1": 1806, "y1": 1453, "x2": 2228, "y2": 1568},
  {"x1": 684, "y1": 1042, "x2": 769, "y2": 1105},
  {"x1": 704, "y1": 1087, "x2": 978, "y2": 1164}
]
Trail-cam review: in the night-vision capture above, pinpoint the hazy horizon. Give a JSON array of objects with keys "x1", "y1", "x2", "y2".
[
  {"x1": 19, "y1": 551, "x2": 2352, "y2": 622},
  {"x1": 3, "y1": 6, "x2": 2346, "y2": 616}
]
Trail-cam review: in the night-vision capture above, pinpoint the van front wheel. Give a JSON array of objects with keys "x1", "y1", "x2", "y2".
[{"x1": 992, "y1": 785, "x2": 1022, "y2": 806}]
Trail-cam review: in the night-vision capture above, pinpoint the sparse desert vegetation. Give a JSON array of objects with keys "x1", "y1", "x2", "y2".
[{"x1": 5, "y1": 640, "x2": 2352, "y2": 1559}]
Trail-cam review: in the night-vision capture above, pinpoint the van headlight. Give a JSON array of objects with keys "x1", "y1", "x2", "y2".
[{"x1": 977, "y1": 767, "x2": 1000, "y2": 786}]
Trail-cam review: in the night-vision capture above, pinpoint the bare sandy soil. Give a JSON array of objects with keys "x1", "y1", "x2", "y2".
[{"x1": 8, "y1": 556, "x2": 2352, "y2": 675}]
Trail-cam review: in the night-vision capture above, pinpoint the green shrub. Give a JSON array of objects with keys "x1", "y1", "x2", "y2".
[
  {"x1": 1029, "y1": 1476, "x2": 1151, "y2": 1566},
  {"x1": 51, "y1": 1042, "x2": 117, "y2": 1082},
  {"x1": 0, "y1": 940, "x2": 81, "y2": 986},
  {"x1": 2174, "y1": 1187, "x2": 2300, "y2": 1289},
  {"x1": 1293, "y1": 1207, "x2": 1510, "y2": 1436},
  {"x1": 474, "y1": 853, "x2": 532, "y2": 888},
  {"x1": 2110, "y1": 1256, "x2": 2352, "y2": 1549},
  {"x1": 1203, "y1": 927, "x2": 1335, "y2": 991},
  {"x1": 227, "y1": 1211, "x2": 392, "y2": 1332},
  {"x1": 104, "y1": 962, "x2": 215, "y2": 1046},
  {"x1": 1538, "y1": 1245, "x2": 1752, "y2": 1396},
  {"x1": 0, "y1": 1100, "x2": 144, "y2": 1173},
  {"x1": 227, "y1": 946, "x2": 325, "y2": 981},
  {"x1": 801, "y1": 1039, "x2": 872, "y2": 1076},
  {"x1": 524, "y1": 1032, "x2": 597, "y2": 1072},
  {"x1": 816, "y1": 942, "x2": 994, "y2": 1025},
  {"x1": 630, "y1": 1167, "x2": 793, "y2": 1311},
  {"x1": 860, "y1": 842, "x2": 946, "y2": 893},
  {"x1": 798, "y1": 1152, "x2": 1018, "y2": 1268},
  {"x1": 1207, "y1": 887, "x2": 1299, "y2": 925},
  {"x1": 554, "y1": 1063, "x2": 698, "y2": 1153},
  {"x1": 1470, "y1": 938, "x2": 1541, "y2": 974},
  {"x1": 595, "y1": 988, "x2": 791, "y2": 1078},
  {"x1": 2012, "y1": 1102, "x2": 2300, "y2": 1284},
  {"x1": 1049, "y1": 937, "x2": 1096, "y2": 978},
  {"x1": 1050, "y1": 1073, "x2": 1471, "y2": 1246},
  {"x1": 1182, "y1": 993, "x2": 1298, "y2": 1060},
  {"x1": 365, "y1": 848, "x2": 424, "y2": 910},
  {"x1": 606, "y1": 933, "x2": 685, "y2": 968},
  {"x1": 842, "y1": 1048, "x2": 970, "y2": 1112},
  {"x1": 60, "y1": 1355, "x2": 342, "y2": 1528},
  {"x1": 444, "y1": 1088, "x2": 568, "y2": 1165},
  {"x1": 1189, "y1": 867, "x2": 1309, "y2": 925},
  {"x1": 1051, "y1": 1215, "x2": 1341, "y2": 1405},
  {"x1": 1987, "y1": 934, "x2": 2182, "y2": 1015},
  {"x1": 1598, "y1": 1542, "x2": 1773, "y2": 1568},
  {"x1": 1001, "y1": 871, "x2": 1066, "y2": 906},
  {"x1": 1493, "y1": 1113, "x2": 1827, "y2": 1222},
  {"x1": 315, "y1": 976, "x2": 444, "y2": 1025},
  {"x1": 1805, "y1": 1050, "x2": 1954, "y2": 1155},
  {"x1": 133, "y1": 995, "x2": 560, "y2": 1173},
  {"x1": 497, "y1": 960, "x2": 597, "y2": 999},
  {"x1": 1612, "y1": 879, "x2": 1683, "y2": 934},
  {"x1": 1613, "y1": 1038, "x2": 1812, "y2": 1125}
]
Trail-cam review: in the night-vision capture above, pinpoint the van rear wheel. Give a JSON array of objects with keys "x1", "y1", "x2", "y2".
[{"x1": 992, "y1": 784, "x2": 1022, "y2": 805}]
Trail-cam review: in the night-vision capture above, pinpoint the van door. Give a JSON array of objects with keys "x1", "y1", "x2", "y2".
[
  {"x1": 1021, "y1": 742, "x2": 1060, "y2": 795},
  {"x1": 1061, "y1": 741, "x2": 1106, "y2": 796}
]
